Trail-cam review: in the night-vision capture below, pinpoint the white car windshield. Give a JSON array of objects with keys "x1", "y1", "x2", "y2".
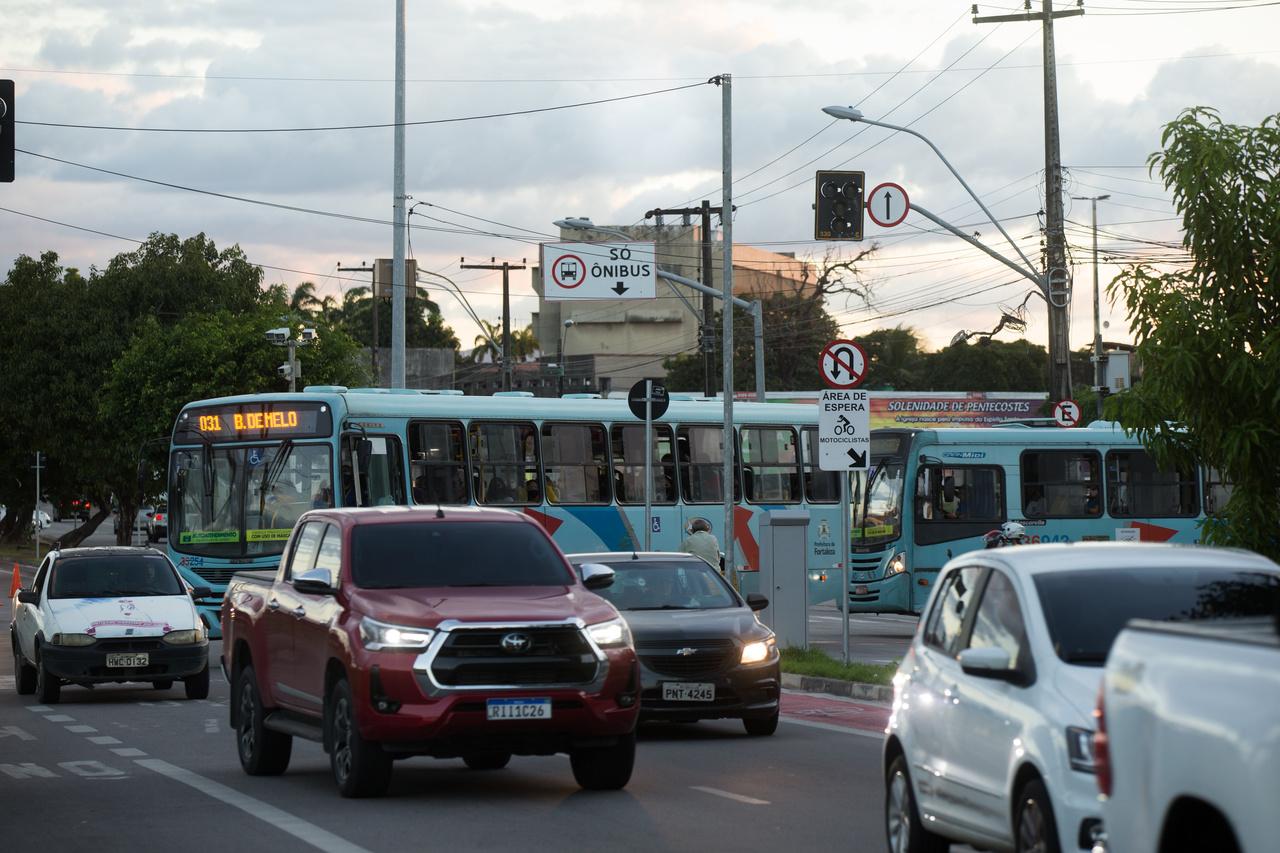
[{"x1": 49, "y1": 555, "x2": 184, "y2": 599}]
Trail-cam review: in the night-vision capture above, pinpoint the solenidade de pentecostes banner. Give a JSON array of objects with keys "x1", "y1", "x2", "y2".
[{"x1": 733, "y1": 391, "x2": 1050, "y2": 429}]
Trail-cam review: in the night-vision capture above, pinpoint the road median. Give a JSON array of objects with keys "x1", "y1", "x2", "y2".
[{"x1": 780, "y1": 646, "x2": 896, "y2": 703}]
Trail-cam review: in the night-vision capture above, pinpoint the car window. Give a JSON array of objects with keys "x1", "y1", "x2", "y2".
[
  {"x1": 32, "y1": 556, "x2": 52, "y2": 595},
  {"x1": 922, "y1": 566, "x2": 984, "y2": 656},
  {"x1": 351, "y1": 521, "x2": 573, "y2": 588},
  {"x1": 286, "y1": 522, "x2": 325, "y2": 580},
  {"x1": 49, "y1": 554, "x2": 183, "y2": 598},
  {"x1": 578, "y1": 559, "x2": 739, "y2": 611},
  {"x1": 311, "y1": 525, "x2": 342, "y2": 586},
  {"x1": 964, "y1": 570, "x2": 1029, "y2": 671}
]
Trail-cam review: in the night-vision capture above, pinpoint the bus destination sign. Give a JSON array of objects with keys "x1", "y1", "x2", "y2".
[{"x1": 174, "y1": 402, "x2": 332, "y2": 443}]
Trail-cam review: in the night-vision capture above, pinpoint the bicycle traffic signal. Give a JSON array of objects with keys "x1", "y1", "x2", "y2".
[{"x1": 813, "y1": 170, "x2": 864, "y2": 241}]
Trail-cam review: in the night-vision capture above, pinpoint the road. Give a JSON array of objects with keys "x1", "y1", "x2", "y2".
[
  {"x1": 2, "y1": 579, "x2": 897, "y2": 853},
  {"x1": 808, "y1": 604, "x2": 917, "y2": 665}
]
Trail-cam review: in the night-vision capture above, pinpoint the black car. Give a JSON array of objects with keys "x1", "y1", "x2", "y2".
[{"x1": 567, "y1": 551, "x2": 780, "y2": 736}]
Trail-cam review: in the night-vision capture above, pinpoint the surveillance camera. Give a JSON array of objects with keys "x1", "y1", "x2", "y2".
[
  {"x1": 266, "y1": 327, "x2": 290, "y2": 344},
  {"x1": 277, "y1": 362, "x2": 293, "y2": 378},
  {"x1": 300, "y1": 328, "x2": 318, "y2": 343}
]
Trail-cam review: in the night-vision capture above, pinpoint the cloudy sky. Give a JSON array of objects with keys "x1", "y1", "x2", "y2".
[{"x1": 2, "y1": 0, "x2": 1277, "y2": 363}]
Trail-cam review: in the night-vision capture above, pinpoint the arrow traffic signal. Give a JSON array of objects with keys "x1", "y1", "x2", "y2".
[{"x1": 814, "y1": 170, "x2": 864, "y2": 241}]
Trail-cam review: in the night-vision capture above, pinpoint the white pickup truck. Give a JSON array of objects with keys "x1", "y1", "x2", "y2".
[{"x1": 1096, "y1": 603, "x2": 1280, "y2": 853}]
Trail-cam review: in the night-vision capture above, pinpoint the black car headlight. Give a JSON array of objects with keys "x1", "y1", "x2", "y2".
[{"x1": 740, "y1": 635, "x2": 777, "y2": 664}]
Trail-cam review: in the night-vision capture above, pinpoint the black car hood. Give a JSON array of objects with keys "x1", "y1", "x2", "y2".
[{"x1": 621, "y1": 607, "x2": 768, "y2": 642}]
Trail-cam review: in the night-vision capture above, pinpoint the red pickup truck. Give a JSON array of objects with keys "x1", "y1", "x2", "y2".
[{"x1": 219, "y1": 505, "x2": 640, "y2": 797}]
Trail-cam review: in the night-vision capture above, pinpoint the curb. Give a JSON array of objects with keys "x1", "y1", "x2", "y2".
[{"x1": 781, "y1": 671, "x2": 893, "y2": 703}]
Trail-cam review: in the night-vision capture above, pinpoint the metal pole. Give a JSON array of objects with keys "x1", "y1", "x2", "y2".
[
  {"x1": 644, "y1": 379, "x2": 653, "y2": 551},
  {"x1": 502, "y1": 262, "x2": 512, "y2": 392},
  {"x1": 701, "y1": 200, "x2": 715, "y2": 398},
  {"x1": 34, "y1": 452, "x2": 43, "y2": 564},
  {"x1": 557, "y1": 332, "x2": 565, "y2": 397},
  {"x1": 287, "y1": 339, "x2": 297, "y2": 393},
  {"x1": 1091, "y1": 196, "x2": 1106, "y2": 418},
  {"x1": 390, "y1": 0, "x2": 407, "y2": 389},
  {"x1": 752, "y1": 300, "x2": 765, "y2": 402},
  {"x1": 720, "y1": 74, "x2": 736, "y2": 583},
  {"x1": 840, "y1": 471, "x2": 850, "y2": 665}
]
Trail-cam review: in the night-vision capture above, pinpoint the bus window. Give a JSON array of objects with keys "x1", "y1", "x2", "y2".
[
  {"x1": 1204, "y1": 467, "x2": 1234, "y2": 516},
  {"x1": 741, "y1": 427, "x2": 800, "y2": 504},
  {"x1": 341, "y1": 435, "x2": 406, "y2": 508},
  {"x1": 678, "y1": 425, "x2": 741, "y2": 504},
  {"x1": 610, "y1": 424, "x2": 675, "y2": 505},
  {"x1": 1020, "y1": 450, "x2": 1102, "y2": 518},
  {"x1": 409, "y1": 421, "x2": 469, "y2": 504},
  {"x1": 1106, "y1": 450, "x2": 1198, "y2": 517},
  {"x1": 802, "y1": 428, "x2": 838, "y2": 503},
  {"x1": 542, "y1": 423, "x2": 609, "y2": 505},
  {"x1": 470, "y1": 422, "x2": 539, "y2": 505},
  {"x1": 917, "y1": 466, "x2": 1004, "y2": 522}
]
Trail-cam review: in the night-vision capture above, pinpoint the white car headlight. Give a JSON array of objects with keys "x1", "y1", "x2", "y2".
[
  {"x1": 885, "y1": 552, "x2": 908, "y2": 577},
  {"x1": 586, "y1": 617, "x2": 631, "y2": 649},
  {"x1": 162, "y1": 628, "x2": 208, "y2": 645},
  {"x1": 740, "y1": 636, "x2": 777, "y2": 664},
  {"x1": 50, "y1": 633, "x2": 96, "y2": 647},
  {"x1": 359, "y1": 616, "x2": 435, "y2": 651}
]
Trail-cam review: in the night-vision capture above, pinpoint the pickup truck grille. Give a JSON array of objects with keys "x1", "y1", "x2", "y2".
[
  {"x1": 431, "y1": 626, "x2": 598, "y2": 687},
  {"x1": 637, "y1": 638, "x2": 736, "y2": 678}
]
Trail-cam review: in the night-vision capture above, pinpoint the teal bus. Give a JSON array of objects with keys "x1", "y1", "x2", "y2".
[
  {"x1": 834, "y1": 422, "x2": 1217, "y2": 615},
  {"x1": 165, "y1": 387, "x2": 850, "y2": 636}
]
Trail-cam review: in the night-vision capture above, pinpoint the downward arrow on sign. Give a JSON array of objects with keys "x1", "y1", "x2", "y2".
[
  {"x1": 612, "y1": 282, "x2": 629, "y2": 295},
  {"x1": 847, "y1": 448, "x2": 867, "y2": 468}
]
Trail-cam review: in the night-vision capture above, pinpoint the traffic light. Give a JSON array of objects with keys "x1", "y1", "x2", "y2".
[{"x1": 813, "y1": 170, "x2": 864, "y2": 240}]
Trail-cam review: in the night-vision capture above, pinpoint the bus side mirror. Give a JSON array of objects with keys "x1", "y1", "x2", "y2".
[{"x1": 357, "y1": 438, "x2": 373, "y2": 470}]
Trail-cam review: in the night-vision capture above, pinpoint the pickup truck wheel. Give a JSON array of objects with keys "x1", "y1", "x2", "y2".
[
  {"x1": 35, "y1": 653, "x2": 61, "y2": 704},
  {"x1": 742, "y1": 708, "x2": 779, "y2": 737},
  {"x1": 570, "y1": 731, "x2": 636, "y2": 790},
  {"x1": 1014, "y1": 778, "x2": 1061, "y2": 853},
  {"x1": 234, "y1": 665, "x2": 292, "y2": 776},
  {"x1": 13, "y1": 638, "x2": 37, "y2": 695},
  {"x1": 885, "y1": 755, "x2": 950, "y2": 853},
  {"x1": 328, "y1": 679, "x2": 392, "y2": 798},
  {"x1": 463, "y1": 752, "x2": 512, "y2": 771},
  {"x1": 184, "y1": 664, "x2": 210, "y2": 700}
]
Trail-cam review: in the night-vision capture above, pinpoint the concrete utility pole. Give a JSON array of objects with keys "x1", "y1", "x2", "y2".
[
  {"x1": 1074, "y1": 194, "x2": 1110, "y2": 416},
  {"x1": 974, "y1": 0, "x2": 1083, "y2": 402},
  {"x1": 719, "y1": 73, "x2": 736, "y2": 583},
  {"x1": 390, "y1": 0, "x2": 408, "y2": 389},
  {"x1": 460, "y1": 258, "x2": 527, "y2": 391},
  {"x1": 337, "y1": 262, "x2": 376, "y2": 379}
]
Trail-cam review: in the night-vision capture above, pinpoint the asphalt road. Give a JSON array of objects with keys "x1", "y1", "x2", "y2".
[{"x1": 2, "y1": 581, "x2": 896, "y2": 853}]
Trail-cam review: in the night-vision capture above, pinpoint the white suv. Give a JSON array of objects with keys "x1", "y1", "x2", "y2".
[{"x1": 881, "y1": 542, "x2": 1268, "y2": 853}]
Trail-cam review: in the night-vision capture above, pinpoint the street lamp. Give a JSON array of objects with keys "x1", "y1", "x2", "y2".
[
  {"x1": 1072, "y1": 194, "x2": 1110, "y2": 417},
  {"x1": 557, "y1": 318, "x2": 575, "y2": 396}
]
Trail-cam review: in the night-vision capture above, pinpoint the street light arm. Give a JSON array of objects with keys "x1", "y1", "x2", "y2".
[{"x1": 912, "y1": 204, "x2": 1044, "y2": 291}]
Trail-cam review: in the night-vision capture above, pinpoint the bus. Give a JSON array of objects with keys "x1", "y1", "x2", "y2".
[
  {"x1": 165, "y1": 387, "x2": 849, "y2": 636},
  {"x1": 838, "y1": 422, "x2": 1216, "y2": 615}
]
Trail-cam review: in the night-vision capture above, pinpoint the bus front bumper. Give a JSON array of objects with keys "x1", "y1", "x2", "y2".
[{"x1": 847, "y1": 571, "x2": 912, "y2": 614}]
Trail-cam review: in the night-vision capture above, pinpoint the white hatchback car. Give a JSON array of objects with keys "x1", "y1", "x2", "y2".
[{"x1": 881, "y1": 542, "x2": 1276, "y2": 853}]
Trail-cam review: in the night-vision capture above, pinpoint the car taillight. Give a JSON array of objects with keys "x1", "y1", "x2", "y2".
[
  {"x1": 1093, "y1": 682, "x2": 1111, "y2": 797},
  {"x1": 154, "y1": 514, "x2": 165, "y2": 523}
]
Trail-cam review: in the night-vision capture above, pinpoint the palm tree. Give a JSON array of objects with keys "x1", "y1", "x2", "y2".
[
  {"x1": 471, "y1": 319, "x2": 502, "y2": 363},
  {"x1": 289, "y1": 281, "x2": 324, "y2": 319}
]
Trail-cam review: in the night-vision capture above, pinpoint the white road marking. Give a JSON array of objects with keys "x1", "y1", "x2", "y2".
[
  {"x1": 66, "y1": 725, "x2": 97, "y2": 734},
  {"x1": 136, "y1": 760, "x2": 375, "y2": 853},
  {"x1": 0, "y1": 676, "x2": 13, "y2": 690},
  {"x1": 88, "y1": 736, "x2": 122, "y2": 745},
  {"x1": 43, "y1": 715, "x2": 74, "y2": 723},
  {"x1": 0, "y1": 726, "x2": 35, "y2": 741},
  {"x1": 690, "y1": 786, "x2": 771, "y2": 805},
  {"x1": 781, "y1": 717, "x2": 886, "y2": 740},
  {"x1": 26, "y1": 706, "x2": 52, "y2": 713},
  {"x1": 0, "y1": 763, "x2": 57, "y2": 779},
  {"x1": 110, "y1": 748, "x2": 147, "y2": 758},
  {"x1": 204, "y1": 718, "x2": 219, "y2": 734},
  {"x1": 59, "y1": 761, "x2": 124, "y2": 777}
]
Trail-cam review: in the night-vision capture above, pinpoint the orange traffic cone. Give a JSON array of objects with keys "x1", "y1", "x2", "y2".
[{"x1": 8, "y1": 562, "x2": 22, "y2": 598}]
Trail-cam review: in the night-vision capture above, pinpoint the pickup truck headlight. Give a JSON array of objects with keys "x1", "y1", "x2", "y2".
[
  {"x1": 1066, "y1": 725, "x2": 1097, "y2": 773},
  {"x1": 359, "y1": 616, "x2": 435, "y2": 651},
  {"x1": 586, "y1": 617, "x2": 631, "y2": 649},
  {"x1": 741, "y1": 636, "x2": 777, "y2": 664},
  {"x1": 885, "y1": 552, "x2": 908, "y2": 577},
  {"x1": 49, "y1": 633, "x2": 96, "y2": 647},
  {"x1": 162, "y1": 627, "x2": 208, "y2": 645}
]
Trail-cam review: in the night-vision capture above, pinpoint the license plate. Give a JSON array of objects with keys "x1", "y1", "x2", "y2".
[
  {"x1": 854, "y1": 585, "x2": 869, "y2": 595},
  {"x1": 662, "y1": 682, "x2": 715, "y2": 702},
  {"x1": 485, "y1": 698, "x2": 552, "y2": 721},
  {"x1": 106, "y1": 653, "x2": 149, "y2": 668}
]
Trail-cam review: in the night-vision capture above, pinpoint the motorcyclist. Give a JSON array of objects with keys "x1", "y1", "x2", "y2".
[{"x1": 984, "y1": 521, "x2": 1028, "y2": 549}]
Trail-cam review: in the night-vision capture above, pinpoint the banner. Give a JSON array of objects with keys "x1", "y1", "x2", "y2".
[{"x1": 744, "y1": 391, "x2": 1050, "y2": 429}]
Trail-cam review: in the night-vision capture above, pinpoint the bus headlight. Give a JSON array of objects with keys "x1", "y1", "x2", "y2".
[{"x1": 885, "y1": 552, "x2": 908, "y2": 577}]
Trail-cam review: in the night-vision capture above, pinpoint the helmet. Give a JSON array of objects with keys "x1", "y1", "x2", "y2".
[{"x1": 1000, "y1": 521, "x2": 1026, "y2": 540}]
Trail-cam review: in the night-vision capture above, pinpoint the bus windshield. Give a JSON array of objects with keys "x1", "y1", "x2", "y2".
[
  {"x1": 170, "y1": 443, "x2": 333, "y2": 558},
  {"x1": 851, "y1": 459, "x2": 905, "y2": 546}
]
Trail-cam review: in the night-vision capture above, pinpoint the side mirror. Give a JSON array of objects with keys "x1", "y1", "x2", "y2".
[
  {"x1": 191, "y1": 586, "x2": 214, "y2": 601},
  {"x1": 578, "y1": 563, "x2": 615, "y2": 591},
  {"x1": 293, "y1": 568, "x2": 337, "y2": 596},
  {"x1": 958, "y1": 647, "x2": 1028, "y2": 685},
  {"x1": 17, "y1": 590, "x2": 39, "y2": 605},
  {"x1": 356, "y1": 438, "x2": 373, "y2": 471},
  {"x1": 745, "y1": 592, "x2": 769, "y2": 612}
]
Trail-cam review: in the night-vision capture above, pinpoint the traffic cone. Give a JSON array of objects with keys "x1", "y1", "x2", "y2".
[{"x1": 8, "y1": 562, "x2": 21, "y2": 598}]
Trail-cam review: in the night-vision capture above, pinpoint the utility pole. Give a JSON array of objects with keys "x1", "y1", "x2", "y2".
[
  {"x1": 974, "y1": 0, "x2": 1082, "y2": 402},
  {"x1": 644, "y1": 201, "x2": 729, "y2": 398},
  {"x1": 460, "y1": 258, "x2": 527, "y2": 392},
  {"x1": 337, "y1": 262, "x2": 377, "y2": 380},
  {"x1": 719, "y1": 72, "x2": 736, "y2": 584},
  {"x1": 1073, "y1": 194, "x2": 1110, "y2": 416},
  {"x1": 390, "y1": 0, "x2": 407, "y2": 389},
  {"x1": 33, "y1": 452, "x2": 44, "y2": 563}
]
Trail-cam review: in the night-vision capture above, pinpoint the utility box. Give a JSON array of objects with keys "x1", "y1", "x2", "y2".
[
  {"x1": 373, "y1": 258, "x2": 418, "y2": 299},
  {"x1": 757, "y1": 510, "x2": 811, "y2": 650},
  {"x1": 1104, "y1": 349, "x2": 1131, "y2": 392}
]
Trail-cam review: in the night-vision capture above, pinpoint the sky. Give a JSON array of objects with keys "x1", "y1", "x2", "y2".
[{"x1": 2, "y1": 0, "x2": 1277, "y2": 364}]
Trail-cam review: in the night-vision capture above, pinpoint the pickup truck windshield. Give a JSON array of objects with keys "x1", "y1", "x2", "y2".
[
  {"x1": 1035, "y1": 567, "x2": 1280, "y2": 665},
  {"x1": 50, "y1": 555, "x2": 184, "y2": 598},
  {"x1": 351, "y1": 521, "x2": 574, "y2": 588}
]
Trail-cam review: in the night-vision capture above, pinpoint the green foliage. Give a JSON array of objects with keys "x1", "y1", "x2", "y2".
[
  {"x1": 860, "y1": 326, "x2": 924, "y2": 390},
  {"x1": 1106, "y1": 108, "x2": 1280, "y2": 559},
  {"x1": 320, "y1": 283, "x2": 460, "y2": 351},
  {"x1": 779, "y1": 646, "x2": 896, "y2": 686}
]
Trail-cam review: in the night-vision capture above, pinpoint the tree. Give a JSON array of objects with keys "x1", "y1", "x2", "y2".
[
  {"x1": 860, "y1": 326, "x2": 925, "y2": 391},
  {"x1": 1105, "y1": 108, "x2": 1280, "y2": 559},
  {"x1": 469, "y1": 320, "x2": 537, "y2": 364},
  {"x1": 919, "y1": 339, "x2": 1049, "y2": 392},
  {"x1": 331, "y1": 283, "x2": 460, "y2": 352}
]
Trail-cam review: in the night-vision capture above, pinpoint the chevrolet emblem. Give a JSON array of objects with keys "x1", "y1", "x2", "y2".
[{"x1": 676, "y1": 647, "x2": 697, "y2": 656}]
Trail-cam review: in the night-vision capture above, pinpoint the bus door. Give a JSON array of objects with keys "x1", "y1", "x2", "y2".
[
  {"x1": 609, "y1": 423, "x2": 680, "y2": 552},
  {"x1": 340, "y1": 433, "x2": 407, "y2": 507},
  {"x1": 676, "y1": 425, "x2": 740, "y2": 569},
  {"x1": 912, "y1": 462, "x2": 1007, "y2": 608}
]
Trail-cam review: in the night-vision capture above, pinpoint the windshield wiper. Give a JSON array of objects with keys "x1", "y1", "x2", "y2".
[{"x1": 627, "y1": 605, "x2": 697, "y2": 610}]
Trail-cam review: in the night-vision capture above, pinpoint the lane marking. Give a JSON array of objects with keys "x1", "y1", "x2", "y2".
[
  {"x1": 780, "y1": 717, "x2": 885, "y2": 740},
  {"x1": 690, "y1": 786, "x2": 771, "y2": 805},
  {"x1": 26, "y1": 706, "x2": 52, "y2": 713},
  {"x1": 44, "y1": 715, "x2": 74, "y2": 722},
  {"x1": 135, "y1": 759, "x2": 374, "y2": 853},
  {"x1": 111, "y1": 748, "x2": 147, "y2": 758},
  {"x1": 0, "y1": 676, "x2": 13, "y2": 690},
  {"x1": 66, "y1": 725, "x2": 97, "y2": 733},
  {"x1": 205, "y1": 718, "x2": 219, "y2": 734},
  {"x1": 88, "y1": 736, "x2": 122, "y2": 745}
]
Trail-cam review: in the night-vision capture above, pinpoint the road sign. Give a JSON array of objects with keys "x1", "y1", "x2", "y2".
[
  {"x1": 1053, "y1": 399, "x2": 1082, "y2": 428},
  {"x1": 541, "y1": 242, "x2": 656, "y2": 301},
  {"x1": 866, "y1": 182, "x2": 909, "y2": 228},
  {"x1": 819, "y1": 339, "x2": 867, "y2": 390},
  {"x1": 818, "y1": 389, "x2": 870, "y2": 471},
  {"x1": 628, "y1": 379, "x2": 669, "y2": 420}
]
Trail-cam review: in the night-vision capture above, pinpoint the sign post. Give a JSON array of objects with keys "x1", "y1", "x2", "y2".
[
  {"x1": 817, "y1": 339, "x2": 870, "y2": 665},
  {"x1": 541, "y1": 242, "x2": 657, "y2": 301},
  {"x1": 629, "y1": 379, "x2": 669, "y2": 550}
]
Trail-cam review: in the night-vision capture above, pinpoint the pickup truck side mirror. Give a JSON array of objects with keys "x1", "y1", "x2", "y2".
[
  {"x1": 578, "y1": 563, "x2": 615, "y2": 591},
  {"x1": 293, "y1": 568, "x2": 337, "y2": 596},
  {"x1": 191, "y1": 586, "x2": 214, "y2": 601},
  {"x1": 745, "y1": 593, "x2": 769, "y2": 612},
  {"x1": 17, "y1": 590, "x2": 39, "y2": 605}
]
